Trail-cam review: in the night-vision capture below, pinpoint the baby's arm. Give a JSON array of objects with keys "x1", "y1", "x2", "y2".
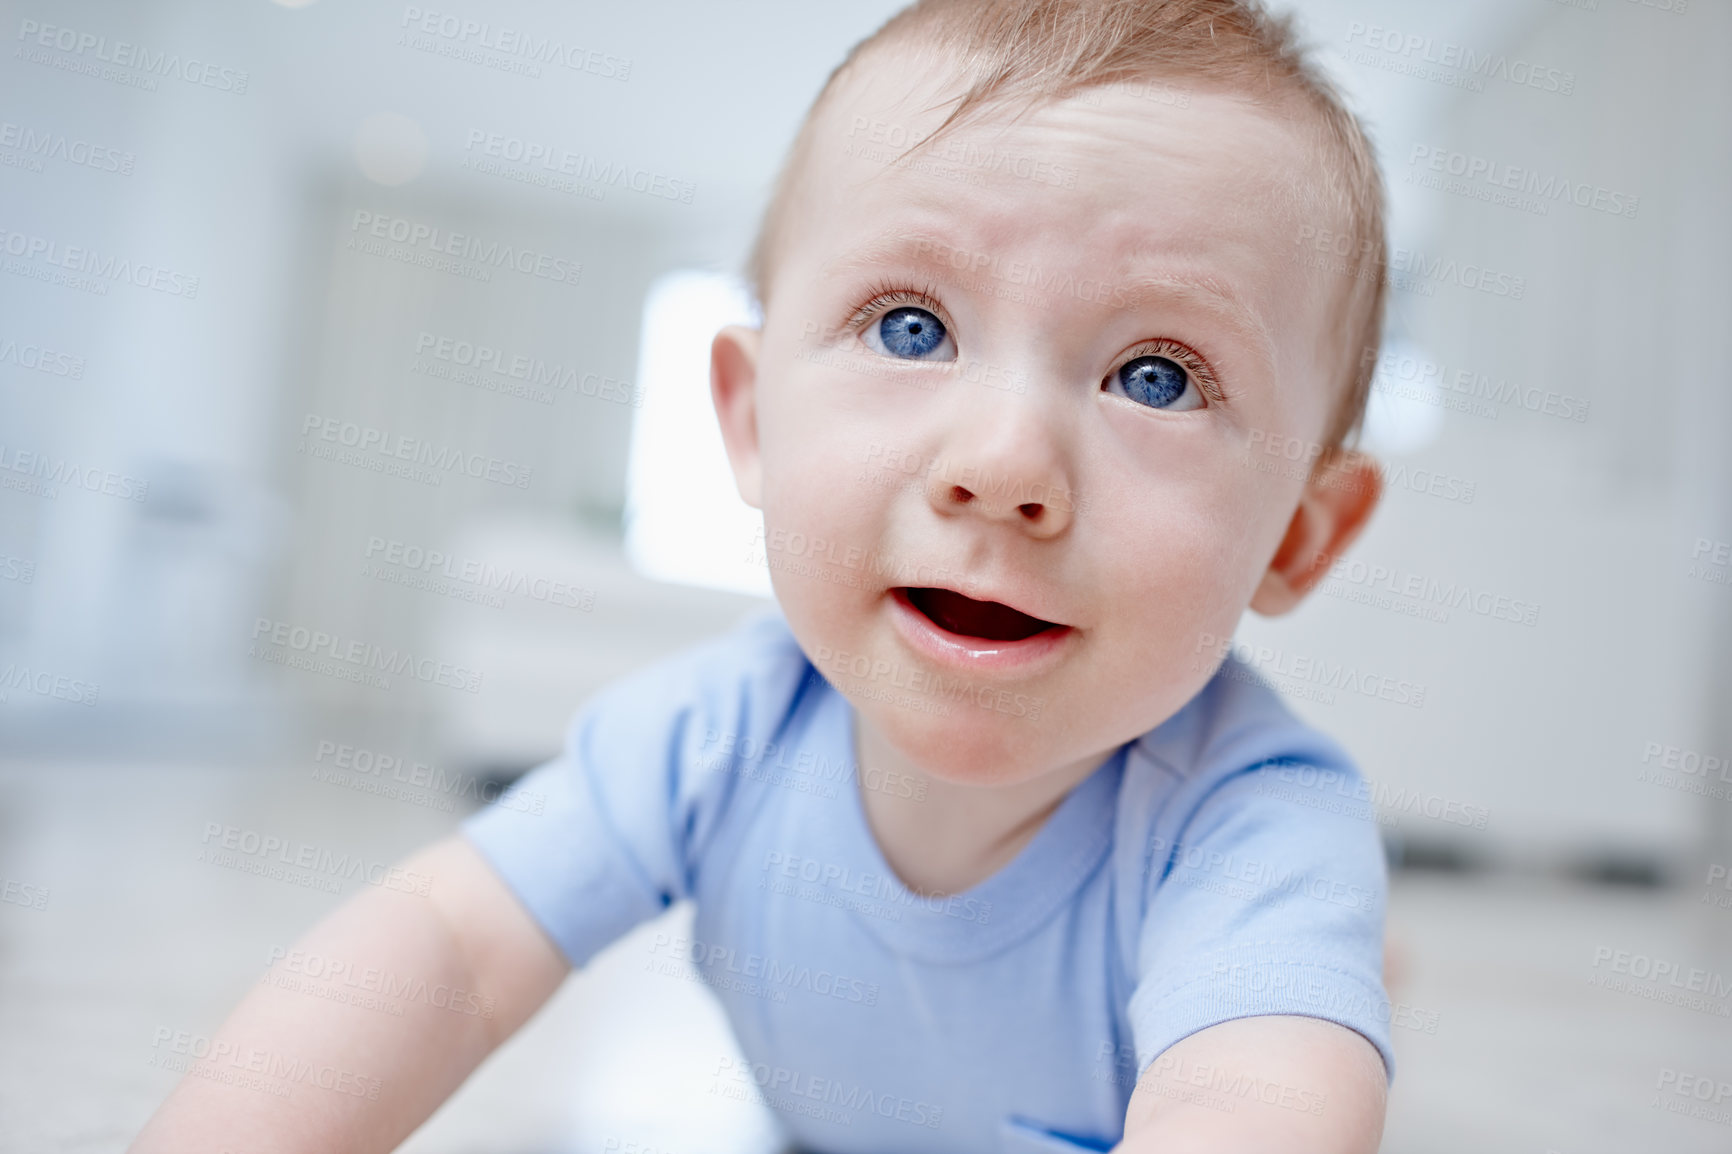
[
  {"x1": 1116, "y1": 1015, "x2": 1386, "y2": 1154},
  {"x1": 129, "y1": 835, "x2": 568, "y2": 1154}
]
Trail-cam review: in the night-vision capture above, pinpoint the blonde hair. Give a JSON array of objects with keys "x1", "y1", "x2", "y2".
[{"x1": 748, "y1": 0, "x2": 1387, "y2": 449}]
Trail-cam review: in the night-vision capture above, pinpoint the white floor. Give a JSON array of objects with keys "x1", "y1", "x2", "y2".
[{"x1": 1, "y1": 757, "x2": 1728, "y2": 1154}]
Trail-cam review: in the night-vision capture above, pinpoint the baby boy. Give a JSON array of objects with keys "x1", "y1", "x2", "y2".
[{"x1": 134, "y1": 0, "x2": 1396, "y2": 1150}]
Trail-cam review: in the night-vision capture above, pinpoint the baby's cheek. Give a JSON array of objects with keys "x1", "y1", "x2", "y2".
[
  {"x1": 774, "y1": 446, "x2": 879, "y2": 542},
  {"x1": 1136, "y1": 587, "x2": 1230, "y2": 675},
  {"x1": 1101, "y1": 513, "x2": 1247, "y2": 656},
  {"x1": 1192, "y1": 475, "x2": 1291, "y2": 596},
  {"x1": 755, "y1": 453, "x2": 891, "y2": 636}
]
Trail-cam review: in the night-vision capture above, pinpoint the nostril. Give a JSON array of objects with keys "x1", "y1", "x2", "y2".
[
  {"x1": 1019, "y1": 503, "x2": 1043, "y2": 520},
  {"x1": 950, "y1": 486, "x2": 974, "y2": 505}
]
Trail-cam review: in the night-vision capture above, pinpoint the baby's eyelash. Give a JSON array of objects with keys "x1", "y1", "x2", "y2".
[
  {"x1": 1121, "y1": 337, "x2": 1229, "y2": 406},
  {"x1": 839, "y1": 285, "x2": 1228, "y2": 404},
  {"x1": 844, "y1": 282, "x2": 948, "y2": 334}
]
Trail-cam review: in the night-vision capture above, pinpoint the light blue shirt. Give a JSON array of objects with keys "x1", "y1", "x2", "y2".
[{"x1": 464, "y1": 609, "x2": 1393, "y2": 1153}]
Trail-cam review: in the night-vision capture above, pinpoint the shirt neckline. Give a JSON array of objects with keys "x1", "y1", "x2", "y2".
[{"x1": 824, "y1": 687, "x2": 1124, "y2": 963}]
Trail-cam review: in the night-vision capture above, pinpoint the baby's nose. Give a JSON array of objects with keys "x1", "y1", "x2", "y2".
[{"x1": 931, "y1": 472, "x2": 1073, "y2": 539}]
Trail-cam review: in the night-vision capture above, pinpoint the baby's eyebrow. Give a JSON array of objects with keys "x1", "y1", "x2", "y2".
[
  {"x1": 822, "y1": 232, "x2": 1278, "y2": 377},
  {"x1": 1114, "y1": 271, "x2": 1278, "y2": 374},
  {"x1": 818, "y1": 232, "x2": 967, "y2": 282}
]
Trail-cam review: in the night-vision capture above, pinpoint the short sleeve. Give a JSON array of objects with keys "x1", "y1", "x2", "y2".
[
  {"x1": 1125, "y1": 757, "x2": 1395, "y2": 1081},
  {"x1": 461, "y1": 609, "x2": 808, "y2": 968}
]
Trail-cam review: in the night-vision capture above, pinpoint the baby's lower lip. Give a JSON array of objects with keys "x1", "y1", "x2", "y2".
[{"x1": 887, "y1": 588, "x2": 1073, "y2": 673}]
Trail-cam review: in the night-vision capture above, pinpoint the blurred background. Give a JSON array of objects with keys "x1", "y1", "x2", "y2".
[{"x1": 1, "y1": 0, "x2": 1729, "y2": 1151}]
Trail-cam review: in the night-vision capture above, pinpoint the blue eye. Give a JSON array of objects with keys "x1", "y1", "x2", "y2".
[
  {"x1": 1111, "y1": 355, "x2": 1198, "y2": 410},
  {"x1": 876, "y1": 307, "x2": 948, "y2": 359}
]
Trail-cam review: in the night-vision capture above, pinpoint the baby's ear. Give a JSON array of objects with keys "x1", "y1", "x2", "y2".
[
  {"x1": 710, "y1": 325, "x2": 765, "y2": 509},
  {"x1": 1249, "y1": 449, "x2": 1382, "y2": 616}
]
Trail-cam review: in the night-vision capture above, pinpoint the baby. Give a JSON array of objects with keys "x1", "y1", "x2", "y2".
[{"x1": 134, "y1": 0, "x2": 1395, "y2": 1150}]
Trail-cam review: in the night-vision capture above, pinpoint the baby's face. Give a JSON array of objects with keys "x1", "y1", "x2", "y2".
[{"x1": 718, "y1": 57, "x2": 1359, "y2": 786}]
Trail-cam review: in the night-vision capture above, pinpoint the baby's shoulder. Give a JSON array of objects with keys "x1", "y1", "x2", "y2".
[
  {"x1": 575, "y1": 606, "x2": 818, "y2": 751},
  {"x1": 1118, "y1": 655, "x2": 1359, "y2": 812},
  {"x1": 1104, "y1": 659, "x2": 1382, "y2": 910}
]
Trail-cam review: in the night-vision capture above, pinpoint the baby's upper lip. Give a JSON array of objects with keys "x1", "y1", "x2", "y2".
[{"x1": 898, "y1": 582, "x2": 1071, "y2": 632}]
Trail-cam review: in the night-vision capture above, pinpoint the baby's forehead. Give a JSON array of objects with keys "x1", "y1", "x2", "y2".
[
  {"x1": 804, "y1": 54, "x2": 1335, "y2": 252},
  {"x1": 799, "y1": 66, "x2": 1338, "y2": 318}
]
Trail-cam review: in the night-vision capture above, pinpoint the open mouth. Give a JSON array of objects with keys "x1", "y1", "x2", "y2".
[{"x1": 900, "y1": 587, "x2": 1063, "y2": 643}]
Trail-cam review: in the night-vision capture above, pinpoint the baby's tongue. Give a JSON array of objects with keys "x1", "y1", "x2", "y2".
[{"x1": 906, "y1": 587, "x2": 1054, "y2": 642}]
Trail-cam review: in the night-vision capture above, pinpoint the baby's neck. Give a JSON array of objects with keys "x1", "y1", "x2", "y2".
[{"x1": 853, "y1": 716, "x2": 1110, "y2": 897}]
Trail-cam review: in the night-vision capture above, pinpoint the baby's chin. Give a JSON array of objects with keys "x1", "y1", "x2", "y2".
[{"x1": 854, "y1": 697, "x2": 1068, "y2": 787}]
